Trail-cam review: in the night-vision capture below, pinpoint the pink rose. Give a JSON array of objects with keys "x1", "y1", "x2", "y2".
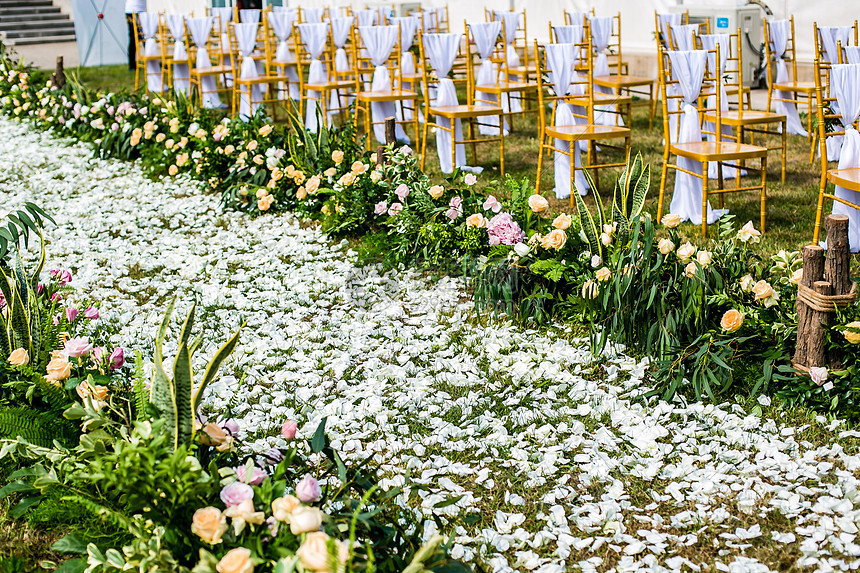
[
  {"x1": 63, "y1": 336, "x2": 93, "y2": 358},
  {"x1": 483, "y1": 195, "x2": 502, "y2": 213},
  {"x1": 235, "y1": 464, "x2": 267, "y2": 485},
  {"x1": 449, "y1": 196, "x2": 462, "y2": 209},
  {"x1": 108, "y1": 347, "x2": 124, "y2": 370},
  {"x1": 51, "y1": 293, "x2": 61, "y2": 303},
  {"x1": 296, "y1": 475, "x2": 322, "y2": 503},
  {"x1": 49, "y1": 269, "x2": 72, "y2": 286},
  {"x1": 395, "y1": 184, "x2": 410, "y2": 201},
  {"x1": 66, "y1": 307, "x2": 79, "y2": 322},
  {"x1": 84, "y1": 306, "x2": 99, "y2": 320},
  {"x1": 265, "y1": 448, "x2": 284, "y2": 465},
  {"x1": 36, "y1": 284, "x2": 44, "y2": 295},
  {"x1": 281, "y1": 420, "x2": 298, "y2": 440},
  {"x1": 374, "y1": 201, "x2": 387, "y2": 215},
  {"x1": 809, "y1": 366, "x2": 828, "y2": 386},
  {"x1": 220, "y1": 482, "x2": 254, "y2": 507},
  {"x1": 388, "y1": 203, "x2": 403, "y2": 217},
  {"x1": 222, "y1": 419, "x2": 239, "y2": 435},
  {"x1": 445, "y1": 208, "x2": 460, "y2": 221},
  {"x1": 464, "y1": 173, "x2": 477, "y2": 186}
]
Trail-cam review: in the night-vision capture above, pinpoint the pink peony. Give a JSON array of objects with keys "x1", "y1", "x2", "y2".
[
  {"x1": 220, "y1": 482, "x2": 254, "y2": 507},
  {"x1": 63, "y1": 336, "x2": 93, "y2": 358},
  {"x1": 395, "y1": 184, "x2": 410, "y2": 201},
  {"x1": 483, "y1": 195, "x2": 502, "y2": 213},
  {"x1": 388, "y1": 202, "x2": 403, "y2": 217},
  {"x1": 65, "y1": 307, "x2": 78, "y2": 322},
  {"x1": 281, "y1": 420, "x2": 298, "y2": 440},
  {"x1": 84, "y1": 306, "x2": 99, "y2": 320},
  {"x1": 296, "y1": 475, "x2": 322, "y2": 503},
  {"x1": 108, "y1": 347, "x2": 124, "y2": 370},
  {"x1": 487, "y1": 213, "x2": 526, "y2": 246},
  {"x1": 235, "y1": 464, "x2": 267, "y2": 485},
  {"x1": 374, "y1": 201, "x2": 387, "y2": 215}
]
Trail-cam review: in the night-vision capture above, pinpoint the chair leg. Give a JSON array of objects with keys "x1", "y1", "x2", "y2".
[
  {"x1": 420, "y1": 117, "x2": 429, "y2": 171},
  {"x1": 813, "y1": 175, "x2": 827, "y2": 245},
  {"x1": 718, "y1": 163, "x2": 725, "y2": 210},
  {"x1": 701, "y1": 165, "x2": 709, "y2": 238},
  {"x1": 498, "y1": 112, "x2": 505, "y2": 177},
  {"x1": 781, "y1": 120, "x2": 787, "y2": 183},
  {"x1": 468, "y1": 119, "x2": 477, "y2": 166},
  {"x1": 658, "y1": 150, "x2": 670, "y2": 221},
  {"x1": 760, "y1": 155, "x2": 767, "y2": 233},
  {"x1": 535, "y1": 133, "x2": 544, "y2": 194}
]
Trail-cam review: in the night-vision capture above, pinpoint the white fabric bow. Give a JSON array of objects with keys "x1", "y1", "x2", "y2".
[
  {"x1": 830, "y1": 64, "x2": 860, "y2": 251},
  {"x1": 268, "y1": 10, "x2": 300, "y2": 100},
  {"x1": 139, "y1": 12, "x2": 163, "y2": 92},
  {"x1": 360, "y1": 25, "x2": 409, "y2": 143},
  {"x1": 768, "y1": 19, "x2": 807, "y2": 136},
  {"x1": 471, "y1": 21, "x2": 506, "y2": 136},
  {"x1": 298, "y1": 22, "x2": 328, "y2": 132},
  {"x1": 235, "y1": 22, "x2": 261, "y2": 120},
  {"x1": 186, "y1": 16, "x2": 222, "y2": 108},
  {"x1": 165, "y1": 14, "x2": 189, "y2": 96}
]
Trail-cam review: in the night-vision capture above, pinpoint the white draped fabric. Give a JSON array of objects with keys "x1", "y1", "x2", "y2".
[
  {"x1": 767, "y1": 20, "x2": 807, "y2": 136},
  {"x1": 552, "y1": 25, "x2": 581, "y2": 45},
  {"x1": 329, "y1": 17, "x2": 354, "y2": 116},
  {"x1": 829, "y1": 64, "x2": 860, "y2": 251},
  {"x1": 493, "y1": 11, "x2": 522, "y2": 113},
  {"x1": 670, "y1": 24, "x2": 699, "y2": 51},
  {"x1": 298, "y1": 22, "x2": 328, "y2": 132},
  {"x1": 423, "y1": 33, "x2": 482, "y2": 174},
  {"x1": 546, "y1": 42, "x2": 588, "y2": 198},
  {"x1": 420, "y1": 10, "x2": 437, "y2": 32},
  {"x1": 355, "y1": 9, "x2": 376, "y2": 27},
  {"x1": 565, "y1": 11, "x2": 587, "y2": 25},
  {"x1": 391, "y1": 16, "x2": 420, "y2": 121},
  {"x1": 268, "y1": 10, "x2": 300, "y2": 100},
  {"x1": 820, "y1": 26, "x2": 853, "y2": 161},
  {"x1": 239, "y1": 9, "x2": 260, "y2": 24},
  {"x1": 588, "y1": 15, "x2": 621, "y2": 127},
  {"x1": 212, "y1": 8, "x2": 233, "y2": 87},
  {"x1": 139, "y1": 12, "x2": 163, "y2": 92},
  {"x1": 187, "y1": 17, "x2": 223, "y2": 108},
  {"x1": 471, "y1": 21, "x2": 506, "y2": 136},
  {"x1": 359, "y1": 25, "x2": 409, "y2": 143},
  {"x1": 165, "y1": 14, "x2": 189, "y2": 96},
  {"x1": 668, "y1": 50, "x2": 727, "y2": 225},
  {"x1": 700, "y1": 34, "x2": 737, "y2": 179},
  {"x1": 845, "y1": 46, "x2": 860, "y2": 64},
  {"x1": 657, "y1": 13, "x2": 682, "y2": 48},
  {"x1": 302, "y1": 8, "x2": 324, "y2": 24},
  {"x1": 235, "y1": 22, "x2": 261, "y2": 120}
]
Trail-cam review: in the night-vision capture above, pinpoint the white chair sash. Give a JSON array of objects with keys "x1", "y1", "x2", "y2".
[
  {"x1": 845, "y1": 46, "x2": 860, "y2": 64},
  {"x1": 668, "y1": 50, "x2": 727, "y2": 225},
  {"x1": 329, "y1": 17, "x2": 354, "y2": 116},
  {"x1": 298, "y1": 22, "x2": 328, "y2": 132},
  {"x1": 767, "y1": 20, "x2": 807, "y2": 136},
  {"x1": 139, "y1": 12, "x2": 163, "y2": 92},
  {"x1": 670, "y1": 24, "x2": 698, "y2": 51},
  {"x1": 657, "y1": 13, "x2": 682, "y2": 49},
  {"x1": 830, "y1": 64, "x2": 860, "y2": 251},
  {"x1": 356, "y1": 9, "x2": 377, "y2": 27},
  {"x1": 239, "y1": 9, "x2": 260, "y2": 24},
  {"x1": 391, "y1": 16, "x2": 420, "y2": 121},
  {"x1": 700, "y1": 34, "x2": 737, "y2": 179},
  {"x1": 494, "y1": 11, "x2": 522, "y2": 113},
  {"x1": 268, "y1": 10, "x2": 300, "y2": 100},
  {"x1": 165, "y1": 14, "x2": 189, "y2": 96},
  {"x1": 302, "y1": 7, "x2": 324, "y2": 24},
  {"x1": 420, "y1": 10, "x2": 437, "y2": 32},
  {"x1": 360, "y1": 25, "x2": 408, "y2": 143},
  {"x1": 235, "y1": 22, "x2": 261, "y2": 120},
  {"x1": 565, "y1": 11, "x2": 587, "y2": 26},
  {"x1": 588, "y1": 15, "x2": 621, "y2": 127},
  {"x1": 212, "y1": 8, "x2": 233, "y2": 87},
  {"x1": 187, "y1": 16, "x2": 222, "y2": 108},
  {"x1": 423, "y1": 33, "x2": 481, "y2": 174},
  {"x1": 471, "y1": 21, "x2": 506, "y2": 136},
  {"x1": 546, "y1": 43, "x2": 589, "y2": 198},
  {"x1": 820, "y1": 26, "x2": 853, "y2": 161},
  {"x1": 552, "y1": 25, "x2": 581, "y2": 44}
]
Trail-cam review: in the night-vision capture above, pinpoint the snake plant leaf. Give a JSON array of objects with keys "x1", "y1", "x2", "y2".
[
  {"x1": 23, "y1": 202, "x2": 55, "y2": 226},
  {"x1": 172, "y1": 341, "x2": 193, "y2": 450},
  {"x1": 192, "y1": 323, "x2": 244, "y2": 413},
  {"x1": 177, "y1": 303, "x2": 196, "y2": 351}
]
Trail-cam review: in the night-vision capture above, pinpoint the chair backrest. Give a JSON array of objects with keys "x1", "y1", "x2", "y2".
[
  {"x1": 699, "y1": 28, "x2": 745, "y2": 110},
  {"x1": 814, "y1": 21, "x2": 859, "y2": 64},
  {"x1": 763, "y1": 16, "x2": 800, "y2": 86},
  {"x1": 354, "y1": 25, "x2": 401, "y2": 92},
  {"x1": 564, "y1": 9, "x2": 593, "y2": 26},
  {"x1": 329, "y1": 16, "x2": 356, "y2": 81},
  {"x1": 418, "y1": 31, "x2": 473, "y2": 110},
  {"x1": 534, "y1": 30, "x2": 596, "y2": 129},
  {"x1": 654, "y1": 11, "x2": 689, "y2": 50},
  {"x1": 813, "y1": 57, "x2": 860, "y2": 162},
  {"x1": 666, "y1": 21, "x2": 709, "y2": 51},
  {"x1": 657, "y1": 43, "x2": 721, "y2": 144},
  {"x1": 293, "y1": 22, "x2": 331, "y2": 82}
]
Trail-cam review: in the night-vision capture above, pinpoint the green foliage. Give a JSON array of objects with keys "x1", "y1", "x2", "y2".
[
  {"x1": 0, "y1": 247, "x2": 45, "y2": 362},
  {"x1": 0, "y1": 406, "x2": 75, "y2": 447},
  {"x1": 0, "y1": 202, "x2": 54, "y2": 262},
  {"x1": 151, "y1": 299, "x2": 243, "y2": 451}
]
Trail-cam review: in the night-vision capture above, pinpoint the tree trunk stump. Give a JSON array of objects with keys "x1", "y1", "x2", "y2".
[
  {"x1": 376, "y1": 116, "x2": 396, "y2": 167},
  {"x1": 794, "y1": 245, "x2": 825, "y2": 368}
]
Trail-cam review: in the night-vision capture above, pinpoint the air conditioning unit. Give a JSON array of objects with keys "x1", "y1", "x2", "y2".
[{"x1": 667, "y1": 4, "x2": 764, "y2": 87}]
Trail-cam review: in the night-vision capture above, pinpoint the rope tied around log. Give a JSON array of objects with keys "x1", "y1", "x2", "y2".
[{"x1": 796, "y1": 281, "x2": 857, "y2": 313}]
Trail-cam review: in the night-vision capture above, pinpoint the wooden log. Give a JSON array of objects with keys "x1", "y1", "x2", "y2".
[
  {"x1": 793, "y1": 245, "x2": 825, "y2": 368},
  {"x1": 807, "y1": 280, "x2": 833, "y2": 368},
  {"x1": 52, "y1": 56, "x2": 65, "y2": 90},
  {"x1": 824, "y1": 214, "x2": 851, "y2": 369},
  {"x1": 375, "y1": 116, "x2": 397, "y2": 167}
]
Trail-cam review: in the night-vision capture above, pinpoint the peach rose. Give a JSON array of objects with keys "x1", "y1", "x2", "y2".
[
  {"x1": 296, "y1": 186, "x2": 308, "y2": 200},
  {"x1": 246, "y1": 140, "x2": 258, "y2": 151},
  {"x1": 271, "y1": 494, "x2": 301, "y2": 522},
  {"x1": 552, "y1": 213, "x2": 571, "y2": 230},
  {"x1": 338, "y1": 173, "x2": 355, "y2": 187},
  {"x1": 540, "y1": 229, "x2": 567, "y2": 250},
  {"x1": 331, "y1": 150, "x2": 344, "y2": 164},
  {"x1": 323, "y1": 167, "x2": 337, "y2": 178},
  {"x1": 740, "y1": 274, "x2": 755, "y2": 292},
  {"x1": 216, "y1": 547, "x2": 254, "y2": 573},
  {"x1": 168, "y1": 165, "x2": 179, "y2": 176},
  {"x1": 661, "y1": 213, "x2": 681, "y2": 228},
  {"x1": 466, "y1": 213, "x2": 487, "y2": 228},
  {"x1": 684, "y1": 262, "x2": 698, "y2": 278},
  {"x1": 657, "y1": 238, "x2": 674, "y2": 255},
  {"x1": 76, "y1": 380, "x2": 109, "y2": 402},
  {"x1": 192, "y1": 507, "x2": 228, "y2": 545},
  {"x1": 199, "y1": 422, "x2": 234, "y2": 452},
  {"x1": 290, "y1": 505, "x2": 323, "y2": 535},
  {"x1": 370, "y1": 170, "x2": 382, "y2": 183},
  {"x1": 844, "y1": 321, "x2": 860, "y2": 344},
  {"x1": 600, "y1": 233, "x2": 612, "y2": 246},
  {"x1": 720, "y1": 309, "x2": 744, "y2": 333},
  {"x1": 258, "y1": 124, "x2": 273, "y2": 136},
  {"x1": 7, "y1": 348, "x2": 28, "y2": 366},
  {"x1": 696, "y1": 250, "x2": 712, "y2": 267},
  {"x1": 595, "y1": 267, "x2": 611, "y2": 282},
  {"x1": 45, "y1": 355, "x2": 71, "y2": 382},
  {"x1": 752, "y1": 280, "x2": 779, "y2": 307},
  {"x1": 297, "y1": 531, "x2": 349, "y2": 573},
  {"x1": 351, "y1": 161, "x2": 367, "y2": 175},
  {"x1": 581, "y1": 279, "x2": 598, "y2": 299},
  {"x1": 676, "y1": 242, "x2": 696, "y2": 261},
  {"x1": 737, "y1": 221, "x2": 761, "y2": 243},
  {"x1": 790, "y1": 268, "x2": 803, "y2": 285},
  {"x1": 429, "y1": 185, "x2": 444, "y2": 199},
  {"x1": 528, "y1": 194, "x2": 549, "y2": 213},
  {"x1": 306, "y1": 175, "x2": 321, "y2": 194}
]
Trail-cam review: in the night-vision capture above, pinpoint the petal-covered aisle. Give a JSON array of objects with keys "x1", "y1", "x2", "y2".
[{"x1": 2, "y1": 117, "x2": 860, "y2": 573}]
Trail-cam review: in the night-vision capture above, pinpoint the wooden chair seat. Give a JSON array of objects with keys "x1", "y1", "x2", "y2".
[
  {"x1": 304, "y1": 79, "x2": 355, "y2": 90},
  {"x1": 358, "y1": 89, "x2": 419, "y2": 102},
  {"x1": 546, "y1": 124, "x2": 631, "y2": 141},
  {"x1": 193, "y1": 65, "x2": 233, "y2": 76},
  {"x1": 670, "y1": 141, "x2": 767, "y2": 161},
  {"x1": 594, "y1": 74, "x2": 653, "y2": 89},
  {"x1": 474, "y1": 81, "x2": 536, "y2": 93},
  {"x1": 429, "y1": 104, "x2": 503, "y2": 118},
  {"x1": 236, "y1": 74, "x2": 291, "y2": 86},
  {"x1": 774, "y1": 80, "x2": 815, "y2": 93},
  {"x1": 827, "y1": 168, "x2": 860, "y2": 190},
  {"x1": 703, "y1": 110, "x2": 786, "y2": 126},
  {"x1": 565, "y1": 92, "x2": 633, "y2": 107}
]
